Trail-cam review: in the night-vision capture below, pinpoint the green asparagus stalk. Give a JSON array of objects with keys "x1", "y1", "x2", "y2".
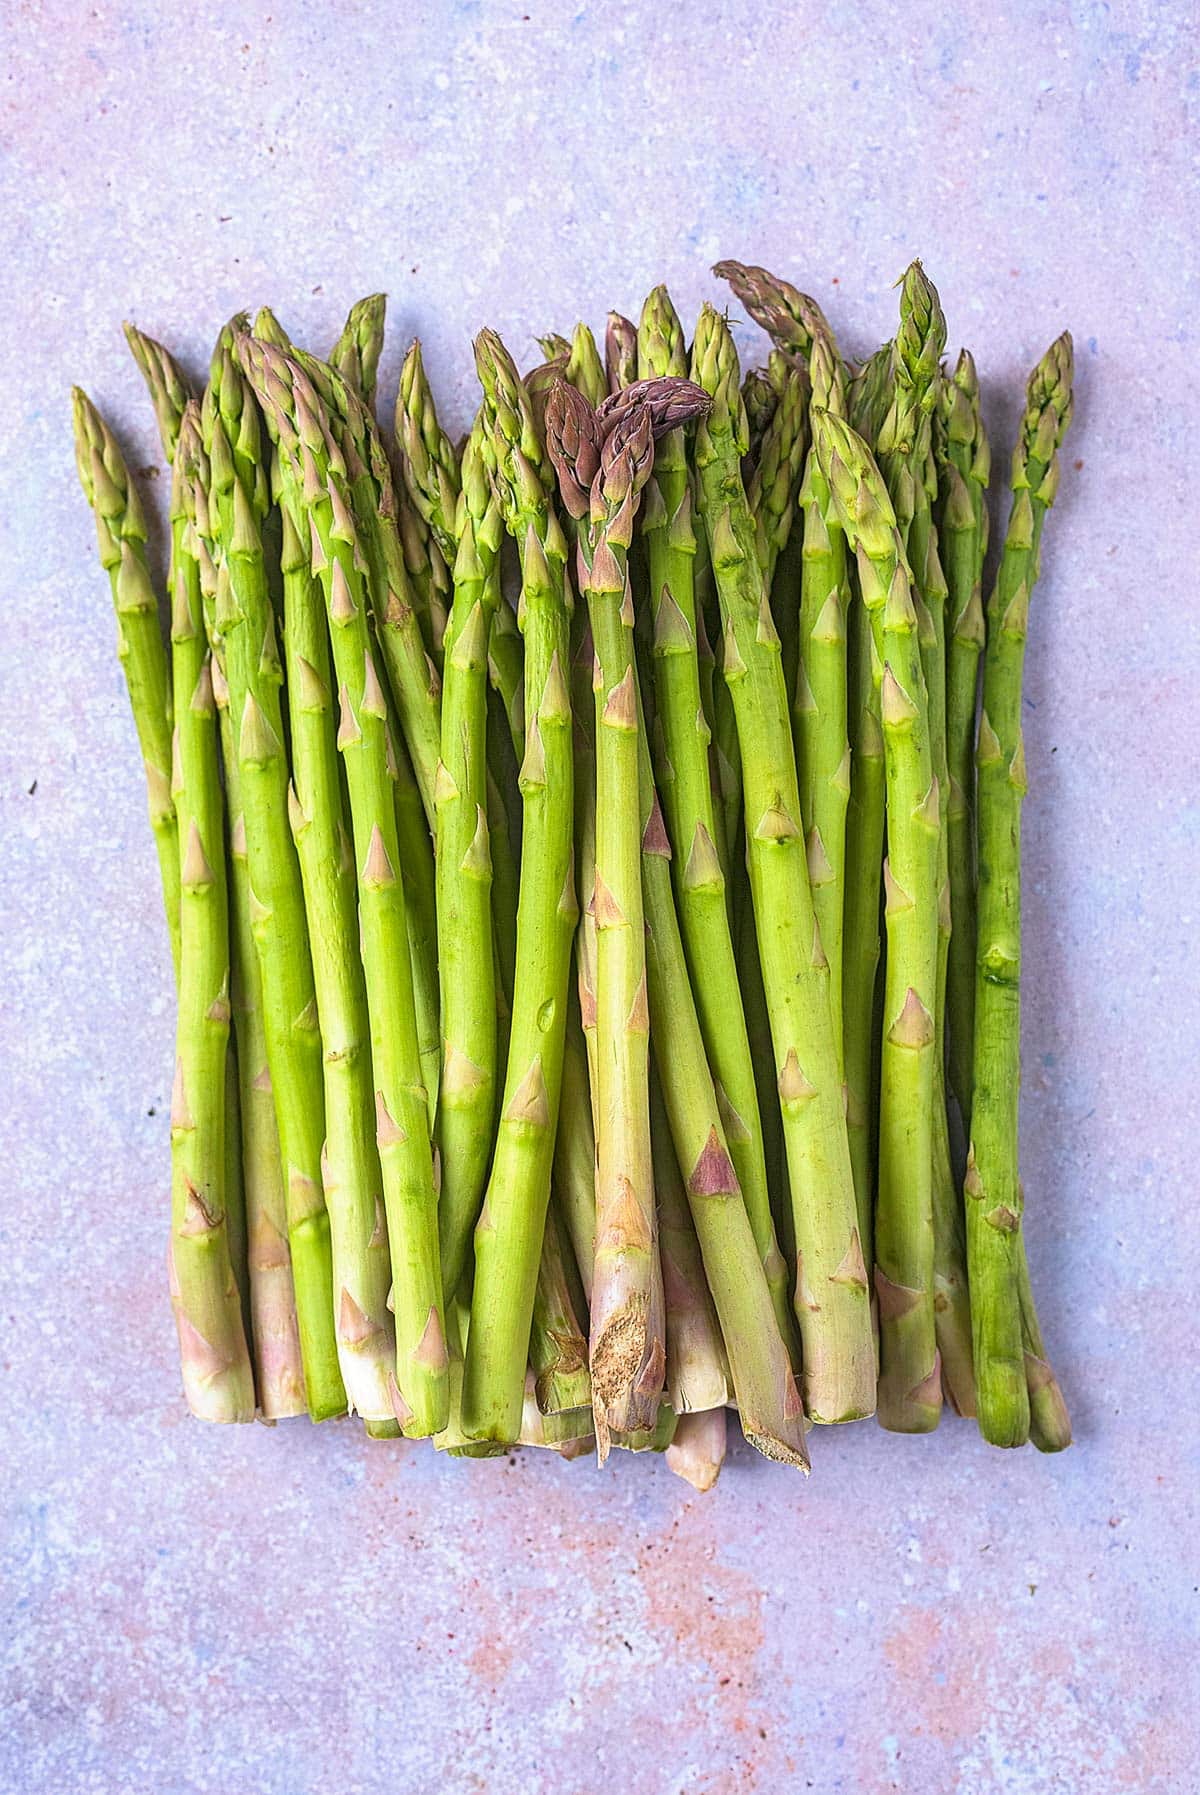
[
  {"x1": 741, "y1": 365, "x2": 779, "y2": 474},
  {"x1": 640, "y1": 694, "x2": 809, "y2": 1469},
  {"x1": 529, "y1": 1197, "x2": 592, "y2": 1416},
  {"x1": 814, "y1": 406, "x2": 941, "y2": 1432},
  {"x1": 936, "y1": 351, "x2": 991, "y2": 1130},
  {"x1": 566, "y1": 321, "x2": 608, "y2": 409},
  {"x1": 284, "y1": 347, "x2": 444, "y2": 1122},
  {"x1": 792, "y1": 317, "x2": 852, "y2": 1074},
  {"x1": 1015, "y1": 1203, "x2": 1072, "y2": 1453},
  {"x1": 72, "y1": 390, "x2": 180, "y2": 974},
  {"x1": 484, "y1": 622, "x2": 594, "y2": 1427},
  {"x1": 245, "y1": 340, "x2": 449, "y2": 1437},
  {"x1": 637, "y1": 284, "x2": 794, "y2": 1351},
  {"x1": 274, "y1": 483, "x2": 397, "y2": 1423},
  {"x1": 242, "y1": 344, "x2": 398, "y2": 1375},
  {"x1": 173, "y1": 403, "x2": 305, "y2": 1419},
  {"x1": 123, "y1": 322, "x2": 190, "y2": 463},
  {"x1": 123, "y1": 332, "x2": 256, "y2": 1341},
  {"x1": 257, "y1": 321, "x2": 443, "y2": 825},
  {"x1": 746, "y1": 350, "x2": 809, "y2": 592},
  {"x1": 968, "y1": 333, "x2": 1074, "y2": 1448},
  {"x1": 390, "y1": 720, "x2": 442, "y2": 1127},
  {"x1": 551, "y1": 377, "x2": 810, "y2": 1465},
  {"x1": 841, "y1": 441, "x2": 887, "y2": 1312},
  {"x1": 221, "y1": 713, "x2": 308, "y2": 1419},
  {"x1": 566, "y1": 571, "x2": 602, "y2": 1115},
  {"x1": 396, "y1": 338, "x2": 461, "y2": 566},
  {"x1": 651, "y1": 1060, "x2": 730, "y2": 1415},
  {"x1": 754, "y1": 351, "x2": 807, "y2": 706},
  {"x1": 712, "y1": 263, "x2": 843, "y2": 907},
  {"x1": 554, "y1": 993, "x2": 597, "y2": 1298},
  {"x1": 433, "y1": 420, "x2": 505, "y2": 1300},
  {"x1": 398, "y1": 495, "x2": 451, "y2": 669},
  {"x1": 165, "y1": 418, "x2": 255, "y2": 1422},
  {"x1": 692, "y1": 522, "x2": 739, "y2": 876},
  {"x1": 460, "y1": 331, "x2": 576, "y2": 1445},
  {"x1": 519, "y1": 1370, "x2": 595, "y2": 1454},
  {"x1": 198, "y1": 347, "x2": 345, "y2": 1421},
  {"x1": 841, "y1": 340, "x2": 893, "y2": 1240},
  {"x1": 549, "y1": 385, "x2": 663, "y2": 1455},
  {"x1": 329, "y1": 292, "x2": 386, "y2": 408},
  {"x1": 488, "y1": 593, "x2": 526, "y2": 761},
  {"x1": 876, "y1": 265, "x2": 975, "y2": 1419},
  {"x1": 692, "y1": 307, "x2": 874, "y2": 1423}
]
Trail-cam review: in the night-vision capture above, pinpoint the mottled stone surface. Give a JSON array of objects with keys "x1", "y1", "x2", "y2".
[{"x1": 2, "y1": 3, "x2": 1196, "y2": 1790}]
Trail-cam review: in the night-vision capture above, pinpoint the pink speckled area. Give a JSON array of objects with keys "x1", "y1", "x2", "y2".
[{"x1": 2, "y1": 4, "x2": 1197, "y2": 1790}]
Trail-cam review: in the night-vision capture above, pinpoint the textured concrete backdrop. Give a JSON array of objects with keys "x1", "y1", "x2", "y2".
[{"x1": 2, "y1": 3, "x2": 1197, "y2": 1791}]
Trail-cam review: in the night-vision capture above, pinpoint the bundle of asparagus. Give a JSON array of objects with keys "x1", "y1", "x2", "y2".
[{"x1": 73, "y1": 262, "x2": 1073, "y2": 1487}]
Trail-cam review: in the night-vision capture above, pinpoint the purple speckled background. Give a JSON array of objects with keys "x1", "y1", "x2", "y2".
[{"x1": 3, "y1": 4, "x2": 1197, "y2": 1790}]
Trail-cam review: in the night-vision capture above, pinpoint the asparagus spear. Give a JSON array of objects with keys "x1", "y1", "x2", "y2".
[
  {"x1": 164, "y1": 417, "x2": 255, "y2": 1423},
  {"x1": 537, "y1": 330, "x2": 572, "y2": 363},
  {"x1": 433, "y1": 419, "x2": 505, "y2": 1300},
  {"x1": 640, "y1": 683, "x2": 809, "y2": 1469},
  {"x1": 566, "y1": 321, "x2": 608, "y2": 409},
  {"x1": 198, "y1": 343, "x2": 346, "y2": 1421},
  {"x1": 1015, "y1": 1195, "x2": 1072, "y2": 1453},
  {"x1": 936, "y1": 351, "x2": 991, "y2": 1132},
  {"x1": 390, "y1": 721, "x2": 442, "y2": 1129},
  {"x1": 692, "y1": 306, "x2": 874, "y2": 1423},
  {"x1": 257, "y1": 319, "x2": 443, "y2": 826},
  {"x1": 399, "y1": 496, "x2": 451, "y2": 669},
  {"x1": 484, "y1": 616, "x2": 595, "y2": 1428},
  {"x1": 850, "y1": 343, "x2": 895, "y2": 442},
  {"x1": 605, "y1": 310, "x2": 638, "y2": 393},
  {"x1": 329, "y1": 292, "x2": 386, "y2": 408},
  {"x1": 123, "y1": 321, "x2": 190, "y2": 463},
  {"x1": 711, "y1": 263, "x2": 841, "y2": 900},
  {"x1": 553, "y1": 379, "x2": 809, "y2": 1466},
  {"x1": 387, "y1": 340, "x2": 455, "y2": 679},
  {"x1": 693, "y1": 511, "x2": 741, "y2": 874},
  {"x1": 665, "y1": 1407, "x2": 728, "y2": 1491},
  {"x1": 488, "y1": 591, "x2": 526, "y2": 761},
  {"x1": 792, "y1": 317, "x2": 852, "y2": 1078},
  {"x1": 814, "y1": 406, "x2": 942, "y2": 1432},
  {"x1": 222, "y1": 713, "x2": 308, "y2": 1419},
  {"x1": 529, "y1": 1197, "x2": 592, "y2": 1416},
  {"x1": 396, "y1": 338, "x2": 461, "y2": 566},
  {"x1": 968, "y1": 333, "x2": 1074, "y2": 1448},
  {"x1": 72, "y1": 390, "x2": 180, "y2": 973},
  {"x1": 287, "y1": 348, "x2": 444, "y2": 1122},
  {"x1": 752, "y1": 351, "x2": 808, "y2": 706},
  {"x1": 714, "y1": 259, "x2": 838, "y2": 363},
  {"x1": 164, "y1": 399, "x2": 305, "y2": 1418},
  {"x1": 230, "y1": 332, "x2": 398, "y2": 1409},
  {"x1": 746, "y1": 350, "x2": 809, "y2": 592},
  {"x1": 246, "y1": 340, "x2": 450, "y2": 1437},
  {"x1": 460, "y1": 331, "x2": 576, "y2": 1445},
  {"x1": 636, "y1": 284, "x2": 794, "y2": 1351},
  {"x1": 122, "y1": 331, "x2": 256, "y2": 1333},
  {"x1": 741, "y1": 366, "x2": 779, "y2": 474},
  {"x1": 550, "y1": 345, "x2": 613, "y2": 1210},
  {"x1": 651, "y1": 1060, "x2": 729, "y2": 1416},
  {"x1": 274, "y1": 472, "x2": 398, "y2": 1423},
  {"x1": 548, "y1": 383, "x2": 663, "y2": 1454},
  {"x1": 554, "y1": 1005, "x2": 596, "y2": 1265},
  {"x1": 876, "y1": 265, "x2": 975, "y2": 1420}
]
